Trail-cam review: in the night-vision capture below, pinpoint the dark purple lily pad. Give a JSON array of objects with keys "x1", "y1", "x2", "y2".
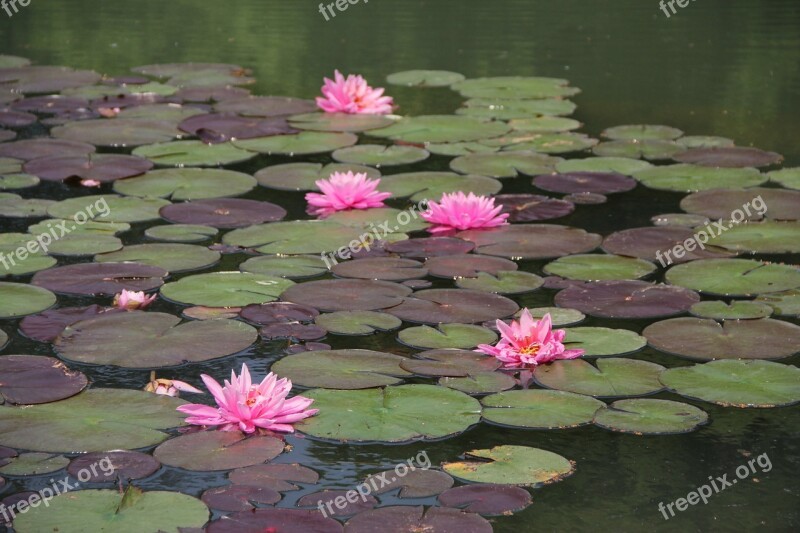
[
  {"x1": 332, "y1": 257, "x2": 428, "y2": 281},
  {"x1": 214, "y1": 96, "x2": 318, "y2": 117},
  {"x1": 179, "y1": 113, "x2": 296, "y2": 141},
  {"x1": 425, "y1": 254, "x2": 517, "y2": 279},
  {"x1": 183, "y1": 306, "x2": 242, "y2": 320},
  {"x1": 458, "y1": 225, "x2": 602, "y2": 259},
  {"x1": 679, "y1": 187, "x2": 798, "y2": 221},
  {"x1": 201, "y1": 485, "x2": 281, "y2": 512},
  {"x1": 0, "y1": 129, "x2": 15, "y2": 142},
  {"x1": 364, "y1": 469, "x2": 455, "y2": 498},
  {"x1": 602, "y1": 226, "x2": 736, "y2": 263},
  {"x1": 494, "y1": 193, "x2": 575, "y2": 221},
  {"x1": 23, "y1": 154, "x2": 153, "y2": 182},
  {"x1": 19, "y1": 305, "x2": 121, "y2": 342},
  {"x1": 229, "y1": 463, "x2": 319, "y2": 491},
  {"x1": 32, "y1": 263, "x2": 167, "y2": 296},
  {"x1": 297, "y1": 490, "x2": 377, "y2": 517},
  {"x1": 206, "y1": 508, "x2": 342, "y2": 533},
  {"x1": 565, "y1": 192, "x2": 608, "y2": 204},
  {"x1": 402, "y1": 349, "x2": 501, "y2": 377},
  {"x1": 51, "y1": 119, "x2": 180, "y2": 147},
  {"x1": 0, "y1": 110, "x2": 36, "y2": 127},
  {"x1": 240, "y1": 302, "x2": 319, "y2": 325},
  {"x1": 0, "y1": 66, "x2": 101, "y2": 93},
  {"x1": 385, "y1": 289, "x2": 519, "y2": 325},
  {"x1": 0, "y1": 138, "x2": 95, "y2": 160},
  {"x1": 67, "y1": 451, "x2": 160, "y2": 482},
  {"x1": 10, "y1": 95, "x2": 89, "y2": 115},
  {"x1": 674, "y1": 147, "x2": 783, "y2": 168},
  {"x1": 437, "y1": 484, "x2": 532, "y2": 516},
  {"x1": 282, "y1": 279, "x2": 412, "y2": 312},
  {"x1": 153, "y1": 431, "x2": 285, "y2": 471},
  {"x1": 385, "y1": 237, "x2": 475, "y2": 258},
  {"x1": 344, "y1": 506, "x2": 492, "y2": 533},
  {"x1": 554, "y1": 280, "x2": 700, "y2": 319},
  {"x1": 160, "y1": 198, "x2": 287, "y2": 228},
  {"x1": 533, "y1": 171, "x2": 636, "y2": 194},
  {"x1": 260, "y1": 323, "x2": 327, "y2": 341},
  {"x1": 643, "y1": 317, "x2": 800, "y2": 361},
  {"x1": 175, "y1": 85, "x2": 252, "y2": 103},
  {"x1": 0, "y1": 355, "x2": 88, "y2": 405}
]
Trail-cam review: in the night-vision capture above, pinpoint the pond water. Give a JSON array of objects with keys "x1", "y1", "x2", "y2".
[{"x1": 0, "y1": 0, "x2": 799, "y2": 531}]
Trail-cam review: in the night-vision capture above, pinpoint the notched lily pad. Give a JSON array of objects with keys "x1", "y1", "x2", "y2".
[
  {"x1": 0, "y1": 452, "x2": 69, "y2": 476},
  {"x1": 133, "y1": 140, "x2": 256, "y2": 167},
  {"x1": 0, "y1": 283, "x2": 57, "y2": 318},
  {"x1": 665, "y1": 258, "x2": 800, "y2": 297},
  {"x1": 201, "y1": 484, "x2": 281, "y2": 512},
  {"x1": 689, "y1": 300, "x2": 773, "y2": 320},
  {"x1": 561, "y1": 327, "x2": 647, "y2": 357},
  {"x1": 95, "y1": 243, "x2": 220, "y2": 273},
  {"x1": 160, "y1": 198, "x2": 286, "y2": 228},
  {"x1": 0, "y1": 355, "x2": 88, "y2": 405},
  {"x1": 67, "y1": 451, "x2": 160, "y2": 482},
  {"x1": 282, "y1": 279, "x2": 411, "y2": 312},
  {"x1": 160, "y1": 272, "x2": 294, "y2": 307},
  {"x1": 32, "y1": 263, "x2": 166, "y2": 296},
  {"x1": 398, "y1": 324, "x2": 497, "y2": 350},
  {"x1": 272, "y1": 349, "x2": 411, "y2": 389},
  {"x1": 255, "y1": 162, "x2": 379, "y2": 192},
  {"x1": 443, "y1": 445, "x2": 574, "y2": 486},
  {"x1": 315, "y1": 311, "x2": 401, "y2": 335},
  {"x1": 554, "y1": 280, "x2": 700, "y2": 319},
  {"x1": 364, "y1": 468, "x2": 454, "y2": 498},
  {"x1": 481, "y1": 389, "x2": 606, "y2": 429},
  {"x1": 154, "y1": 431, "x2": 284, "y2": 471},
  {"x1": 458, "y1": 225, "x2": 602, "y2": 259},
  {"x1": 387, "y1": 70, "x2": 466, "y2": 87},
  {"x1": 674, "y1": 147, "x2": 783, "y2": 168},
  {"x1": 534, "y1": 358, "x2": 665, "y2": 397},
  {"x1": 450, "y1": 151, "x2": 562, "y2": 179},
  {"x1": 593, "y1": 398, "x2": 708, "y2": 435},
  {"x1": 385, "y1": 288, "x2": 519, "y2": 325},
  {"x1": 437, "y1": 484, "x2": 532, "y2": 516},
  {"x1": 228, "y1": 463, "x2": 319, "y2": 491},
  {"x1": 114, "y1": 168, "x2": 256, "y2": 200},
  {"x1": 544, "y1": 254, "x2": 656, "y2": 281}
]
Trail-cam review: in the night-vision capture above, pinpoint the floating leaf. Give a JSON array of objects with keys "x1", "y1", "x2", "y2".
[
  {"x1": 401, "y1": 349, "x2": 501, "y2": 377},
  {"x1": 160, "y1": 198, "x2": 286, "y2": 228},
  {"x1": 297, "y1": 490, "x2": 376, "y2": 517},
  {"x1": 689, "y1": 300, "x2": 773, "y2": 320},
  {"x1": 0, "y1": 196, "x2": 55, "y2": 217},
  {"x1": 756, "y1": 289, "x2": 800, "y2": 317},
  {"x1": 707, "y1": 222, "x2": 800, "y2": 254},
  {"x1": 562, "y1": 327, "x2": 647, "y2": 357},
  {"x1": 510, "y1": 116, "x2": 582, "y2": 133},
  {"x1": 593, "y1": 399, "x2": 708, "y2": 434},
  {"x1": 677, "y1": 135, "x2": 735, "y2": 149},
  {"x1": 154, "y1": 431, "x2": 284, "y2": 471},
  {"x1": 145, "y1": 224, "x2": 218, "y2": 243},
  {"x1": 387, "y1": 70, "x2": 465, "y2": 87},
  {"x1": 381, "y1": 171, "x2": 502, "y2": 202},
  {"x1": 533, "y1": 171, "x2": 636, "y2": 195},
  {"x1": 32, "y1": 263, "x2": 166, "y2": 296},
  {"x1": 114, "y1": 168, "x2": 256, "y2": 200},
  {"x1": 440, "y1": 372, "x2": 517, "y2": 394},
  {"x1": 179, "y1": 113, "x2": 296, "y2": 140},
  {"x1": 48, "y1": 194, "x2": 170, "y2": 223},
  {"x1": 95, "y1": 243, "x2": 220, "y2": 273},
  {"x1": 0, "y1": 233, "x2": 58, "y2": 275},
  {"x1": 458, "y1": 98, "x2": 577, "y2": 120},
  {"x1": 272, "y1": 349, "x2": 411, "y2": 389},
  {"x1": 282, "y1": 279, "x2": 411, "y2": 311},
  {"x1": 426, "y1": 142, "x2": 499, "y2": 156},
  {"x1": 0, "y1": 66, "x2": 101, "y2": 93},
  {"x1": 51, "y1": 119, "x2": 179, "y2": 147},
  {"x1": 495, "y1": 193, "x2": 575, "y2": 222},
  {"x1": 0, "y1": 283, "x2": 56, "y2": 318},
  {"x1": 344, "y1": 506, "x2": 491, "y2": 533},
  {"x1": 768, "y1": 167, "x2": 800, "y2": 190},
  {"x1": 437, "y1": 484, "x2": 532, "y2": 516},
  {"x1": 0, "y1": 452, "x2": 69, "y2": 476},
  {"x1": 214, "y1": 95, "x2": 317, "y2": 117},
  {"x1": 0, "y1": 355, "x2": 87, "y2": 405},
  {"x1": 68, "y1": 451, "x2": 160, "y2": 482},
  {"x1": 458, "y1": 225, "x2": 601, "y2": 259},
  {"x1": 364, "y1": 469, "x2": 454, "y2": 498},
  {"x1": 224, "y1": 219, "x2": 388, "y2": 253},
  {"x1": 398, "y1": 324, "x2": 497, "y2": 350},
  {"x1": 543, "y1": 254, "x2": 656, "y2": 281},
  {"x1": 650, "y1": 213, "x2": 710, "y2": 227},
  {"x1": 255, "y1": 162, "x2": 379, "y2": 191},
  {"x1": 207, "y1": 508, "x2": 341, "y2": 533},
  {"x1": 133, "y1": 140, "x2": 256, "y2": 167},
  {"x1": 228, "y1": 463, "x2": 319, "y2": 491},
  {"x1": 315, "y1": 311, "x2": 401, "y2": 335},
  {"x1": 369, "y1": 115, "x2": 511, "y2": 144},
  {"x1": 241, "y1": 255, "x2": 328, "y2": 279},
  {"x1": 679, "y1": 187, "x2": 797, "y2": 221},
  {"x1": 442, "y1": 445, "x2": 574, "y2": 486},
  {"x1": 24, "y1": 154, "x2": 153, "y2": 183},
  {"x1": 665, "y1": 258, "x2": 800, "y2": 297},
  {"x1": 201, "y1": 485, "x2": 281, "y2": 512},
  {"x1": 450, "y1": 151, "x2": 562, "y2": 178},
  {"x1": 451, "y1": 76, "x2": 579, "y2": 99},
  {"x1": 0, "y1": 138, "x2": 95, "y2": 161},
  {"x1": 534, "y1": 358, "x2": 665, "y2": 397},
  {"x1": 161, "y1": 272, "x2": 294, "y2": 307},
  {"x1": 332, "y1": 144, "x2": 429, "y2": 167},
  {"x1": 0, "y1": 173, "x2": 38, "y2": 190},
  {"x1": 385, "y1": 289, "x2": 518, "y2": 325},
  {"x1": 602, "y1": 226, "x2": 735, "y2": 263},
  {"x1": 555, "y1": 156, "x2": 652, "y2": 175},
  {"x1": 632, "y1": 164, "x2": 766, "y2": 192},
  {"x1": 602, "y1": 124, "x2": 683, "y2": 141},
  {"x1": 233, "y1": 132, "x2": 357, "y2": 156},
  {"x1": 593, "y1": 140, "x2": 685, "y2": 161},
  {"x1": 385, "y1": 237, "x2": 475, "y2": 258},
  {"x1": 288, "y1": 112, "x2": 394, "y2": 132},
  {"x1": 19, "y1": 305, "x2": 119, "y2": 342},
  {"x1": 554, "y1": 281, "x2": 700, "y2": 319},
  {"x1": 455, "y1": 271, "x2": 544, "y2": 294},
  {"x1": 332, "y1": 257, "x2": 427, "y2": 281},
  {"x1": 674, "y1": 147, "x2": 783, "y2": 168},
  {"x1": 481, "y1": 390, "x2": 605, "y2": 429},
  {"x1": 526, "y1": 306, "x2": 585, "y2": 326}
]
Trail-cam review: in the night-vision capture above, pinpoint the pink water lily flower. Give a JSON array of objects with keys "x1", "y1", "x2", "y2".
[
  {"x1": 316, "y1": 70, "x2": 394, "y2": 115},
  {"x1": 176, "y1": 363, "x2": 318, "y2": 434},
  {"x1": 145, "y1": 373, "x2": 203, "y2": 397},
  {"x1": 421, "y1": 192, "x2": 509, "y2": 234},
  {"x1": 80, "y1": 179, "x2": 102, "y2": 187},
  {"x1": 113, "y1": 289, "x2": 157, "y2": 310},
  {"x1": 477, "y1": 309, "x2": 584, "y2": 369},
  {"x1": 305, "y1": 171, "x2": 391, "y2": 218}
]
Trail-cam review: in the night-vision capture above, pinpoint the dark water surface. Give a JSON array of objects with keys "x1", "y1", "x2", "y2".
[{"x1": 1, "y1": 1, "x2": 799, "y2": 531}]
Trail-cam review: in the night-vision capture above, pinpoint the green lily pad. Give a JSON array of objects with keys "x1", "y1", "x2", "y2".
[
  {"x1": 48, "y1": 195, "x2": 170, "y2": 223},
  {"x1": 29, "y1": 218, "x2": 130, "y2": 236},
  {"x1": 555, "y1": 156, "x2": 652, "y2": 175},
  {"x1": 332, "y1": 144, "x2": 430, "y2": 167},
  {"x1": 55, "y1": 311, "x2": 257, "y2": 368},
  {"x1": 458, "y1": 98, "x2": 577, "y2": 120},
  {"x1": 642, "y1": 317, "x2": 800, "y2": 361},
  {"x1": 154, "y1": 431, "x2": 284, "y2": 471},
  {"x1": 509, "y1": 116, "x2": 582, "y2": 133},
  {"x1": 12, "y1": 488, "x2": 209, "y2": 533},
  {"x1": 450, "y1": 151, "x2": 562, "y2": 178},
  {"x1": 666, "y1": 258, "x2": 800, "y2": 297},
  {"x1": 380, "y1": 171, "x2": 502, "y2": 202},
  {"x1": 160, "y1": 272, "x2": 294, "y2": 307},
  {"x1": 233, "y1": 132, "x2": 357, "y2": 155},
  {"x1": 369, "y1": 115, "x2": 511, "y2": 144},
  {"x1": 398, "y1": 323, "x2": 497, "y2": 350},
  {"x1": 118, "y1": 103, "x2": 206, "y2": 121},
  {"x1": 659, "y1": 360, "x2": 800, "y2": 408},
  {"x1": 442, "y1": 445, "x2": 574, "y2": 486},
  {"x1": 145, "y1": 224, "x2": 218, "y2": 243},
  {"x1": 133, "y1": 140, "x2": 256, "y2": 167},
  {"x1": 593, "y1": 140, "x2": 685, "y2": 161},
  {"x1": 601, "y1": 124, "x2": 683, "y2": 141},
  {"x1": 0, "y1": 234, "x2": 58, "y2": 275},
  {"x1": 0, "y1": 389, "x2": 186, "y2": 452},
  {"x1": 272, "y1": 349, "x2": 412, "y2": 389},
  {"x1": 689, "y1": 300, "x2": 773, "y2": 320},
  {"x1": 51, "y1": 119, "x2": 180, "y2": 147},
  {"x1": 440, "y1": 372, "x2": 517, "y2": 394},
  {"x1": 534, "y1": 358, "x2": 666, "y2": 397},
  {"x1": 677, "y1": 135, "x2": 735, "y2": 149},
  {"x1": 593, "y1": 399, "x2": 708, "y2": 435},
  {"x1": 544, "y1": 254, "x2": 656, "y2": 281},
  {"x1": 562, "y1": 327, "x2": 647, "y2": 357},
  {"x1": 458, "y1": 224, "x2": 602, "y2": 259},
  {"x1": 526, "y1": 307, "x2": 585, "y2": 326},
  {"x1": 0, "y1": 196, "x2": 55, "y2": 218},
  {"x1": 401, "y1": 349, "x2": 501, "y2": 377},
  {"x1": 282, "y1": 279, "x2": 411, "y2": 312},
  {"x1": 707, "y1": 221, "x2": 800, "y2": 254},
  {"x1": 679, "y1": 187, "x2": 796, "y2": 221},
  {"x1": 0, "y1": 283, "x2": 56, "y2": 318},
  {"x1": 41, "y1": 233, "x2": 123, "y2": 256},
  {"x1": 632, "y1": 164, "x2": 765, "y2": 192},
  {"x1": 288, "y1": 112, "x2": 394, "y2": 132},
  {"x1": 452, "y1": 76, "x2": 579, "y2": 99},
  {"x1": 95, "y1": 243, "x2": 220, "y2": 273},
  {"x1": 255, "y1": 162, "x2": 379, "y2": 191},
  {"x1": 241, "y1": 255, "x2": 328, "y2": 279},
  {"x1": 326, "y1": 207, "x2": 428, "y2": 233},
  {"x1": 499, "y1": 132, "x2": 598, "y2": 154},
  {"x1": 297, "y1": 385, "x2": 481, "y2": 443},
  {"x1": 768, "y1": 167, "x2": 800, "y2": 190},
  {"x1": 387, "y1": 70, "x2": 465, "y2": 87},
  {"x1": 113, "y1": 168, "x2": 256, "y2": 200},
  {"x1": 0, "y1": 55, "x2": 30, "y2": 68},
  {"x1": 425, "y1": 142, "x2": 499, "y2": 157},
  {"x1": 0, "y1": 173, "x2": 39, "y2": 190},
  {"x1": 0, "y1": 453, "x2": 69, "y2": 476},
  {"x1": 315, "y1": 311, "x2": 401, "y2": 335},
  {"x1": 481, "y1": 388, "x2": 606, "y2": 431},
  {"x1": 756, "y1": 289, "x2": 800, "y2": 317},
  {"x1": 455, "y1": 271, "x2": 544, "y2": 294}
]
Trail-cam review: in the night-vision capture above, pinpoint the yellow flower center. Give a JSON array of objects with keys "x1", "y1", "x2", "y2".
[{"x1": 519, "y1": 343, "x2": 540, "y2": 356}]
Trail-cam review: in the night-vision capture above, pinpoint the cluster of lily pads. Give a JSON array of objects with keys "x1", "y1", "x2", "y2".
[{"x1": 0, "y1": 57, "x2": 798, "y2": 532}]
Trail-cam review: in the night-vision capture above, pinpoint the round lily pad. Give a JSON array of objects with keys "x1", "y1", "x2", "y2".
[
  {"x1": 401, "y1": 349, "x2": 501, "y2": 377},
  {"x1": 450, "y1": 151, "x2": 562, "y2": 178},
  {"x1": 160, "y1": 198, "x2": 286, "y2": 228},
  {"x1": 526, "y1": 306, "x2": 585, "y2": 326},
  {"x1": 12, "y1": 488, "x2": 209, "y2": 533},
  {"x1": 240, "y1": 302, "x2": 318, "y2": 325},
  {"x1": 0, "y1": 283, "x2": 56, "y2": 318},
  {"x1": 0, "y1": 355, "x2": 88, "y2": 405},
  {"x1": 510, "y1": 116, "x2": 582, "y2": 133},
  {"x1": 665, "y1": 258, "x2": 800, "y2": 297},
  {"x1": 677, "y1": 135, "x2": 735, "y2": 149},
  {"x1": 426, "y1": 255, "x2": 516, "y2": 280},
  {"x1": 555, "y1": 280, "x2": 700, "y2": 319},
  {"x1": 593, "y1": 398, "x2": 708, "y2": 435},
  {"x1": 213, "y1": 95, "x2": 317, "y2": 117},
  {"x1": 651, "y1": 213, "x2": 710, "y2": 227},
  {"x1": 533, "y1": 171, "x2": 636, "y2": 194},
  {"x1": 254, "y1": 162, "x2": 379, "y2": 192},
  {"x1": 241, "y1": 255, "x2": 328, "y2": 279},
  {"x1": 602, "y1": 226, "x2": 736, "y2": 263},
  {"x1": 442, "y1": 445, "x2": 574, "y2": 486},
  {"x1": 555, "y1": 156, "x2": 652, "y2": 175},
  {"x1": 0, "y1": 452, "x2": 69, "y2": 476},
  {"x1": 768, "y1": 167, "x2": 800, "y2": 190},
  {"x1": 398, "y1": 324, "x2": 497, "y2": 350},
  {"x1": 497, "y1": 132, "x2": 597, "y2": 154},
  {"x1": 118, "y1": 103, "x2": 205, "y2": 121},
  {"x1": 455, "y1": 271, "x2": 544, "y2": 294},
  {"x1": 48, "y1": 194, "x2": 170, "y2": 223},
  {"x1": 458, "y1": 99, "x2": 577, "y2": 120},
  {"x1": 56, "y1": 311, "x2": 257, "y2": 367},
  {"x1": 369, "y1": 115, "x2": 511, "y2": 144},
  {"x1": 51, "y1": 119, "x2": 179, "y2": 147},
  {"x1": 673, "y1": 147, "x2": 783, "y2": 168},
  {"x1": 495, "y1": 193, "x2": 575, "y2": 222},
  {"x1": 0, "y1": 233, "x2": 58, "y2": 275},
  {"x1": 68, "y1": 451, "x2": 160, "y2": 482},
  {"x1": 364, "y1": 468, "x2": 454, "y2": 498},
  {"x1": 325, "y1": 206, "x2": 428, "y2": 233},
  {"x1": 282, "y1": 279, "x2": 411, "y2": 311},
  {"x1": 154, "y1": 431, "x2": 284, "y2": 471},
  {"x1": 756, "y1": 289, "x2": 800, "y2": 317},
  {"x1": 288, "y1": 112, "x2": 394, "y2": 132},
  {"x1": 679, "y1": 187, "x2": 798, "y2": 221},
  {"x1": 544, "y1": 254, "x2": 656, "y2": 281},
  {"x1": 689, "y1": 300, "x2": 773, "y2": 320},
  {"x1": 178, "y1": 113, "x2": 295, "y2": 140},
  {"x1": 0, "y1": 173, "x2": 39, "y2": 190},
  {"x1": 95, "y1": 243, "x2": 220, "y2": 273},
  {"x1": 707, "y1": 221, "x2": 800, "y2": 254},
  {"x1": 659, "y1": 359, "x2": 800, "y2": 408},
  {"x1": 0, "y1": 55, "x2": 30, "y2": 68},
  {"x1": 296, "y1": 384, "x2": 481, "y2": 443},
  {"x1": 0, "y1": 389, "x2": 186, "y2": 452},
  {"x1": 440, "y1": 372, "x2": 518, "y2": 395},
  {"x1": 32, "y1": 263, "x2": 166, "y2": 296},
  {"x1": 228, "y1": 463, "x2": 319, "y2": 491},
  {"x1": 481, "y1": 389, "x2": 606, "y2": 429},
  {"x1": 0, "y1": 65, "x2": 101, "y2": 93},
  {"x1": 642, "y1": 317, "x2": 800, "y2": 361},
  {"x1": 272, "y1": 349, "x2": 411, "y2": 389},
  {"x1": 602, "y1": 124, "x2": 683, "y2": 141},
  {"x1": 39, "y1": 233, "x2": 123, "y2": 257},
  {"x1": 437, "y1": 484, "x2": 532, "y2": 516},
  {"x1": 0, "y1": 138, "x2": 95, "y2": 161},
  {"x1": 161, "y1": 272, "x2": 294, "y2": 307},
  {"x1": 345, "y1": 506, "x2": 491, "y2": 533},
  {"x1": 145, "y1": 224, "x2": 218, "y2": 243},
  {"x1": 385, "y1": 237, "x2": 475, "y2": 258},
  {"x1": 452, "y1": 76, "x2": 579, "y2": 99},
  {"x1": 385, "y1": 289, "x2": 518, "y2": 325},
  {"x1": 0, "y1": 196, "x2": 55, "y2": 217},
  {"x1": 593, "y1": 140, "x2": 685, "y2": 161},
  {"x1": 315, "y1": 311, "x2": 401, "y2": 335},
  {"x1": 561, "y1": 327, "x2": 647, "y2": 357},
  {"x1": 224, "y1": 219, "x2": 383, "y2": 253},
  {"x1": 534, "y1": 358, "x2": 666, "y2": 397},
  {"x1": 332, "y1": 144, "x2": 429, "y2": 167},
  {"x1": 133, "y1": 140, "x2": 256, "y2": 167},
  {"x1": 332, "y1": 257, "x2": 427, "y2": 281},
  {"x1": 380, "y1": 171, "x2": 502, "y2": 202},
  {"x1": 458, "y1": 224, "x2": 602, "y2": 259},
  {"x1": 426, "y1": 142, "x2": 499, "y2": 156},
  {"x1": 114, "y1": 168, "x2": 256, "y2": 200},
  {"x1": 207, "y1": 508, "x2": 341, "y2": 533},
  {"x1": 387, "y1": 70, "x2": 465, "y2": 87},
  {"x1": 19, "y1": 305, "x2": 119, "y2": 342},
  {"x1": 201, "y1": 485, "x2": 281, "y2": 512},
  {"x1": 632, "y1": 164, "x2": 766, "y2": 192},
  {"x1": 297, "y1": 490, "x2": 376, "y2": 516},
  {"x1": 233, "y1": 132, "x2": 357, "y2": 156},
  {"x1": 24, "y1": 154, "x2": 153, "y2": 183}
]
